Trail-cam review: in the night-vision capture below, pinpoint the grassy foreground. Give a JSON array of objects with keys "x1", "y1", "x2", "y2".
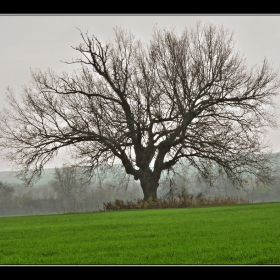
[{"x1": 1, "y1": 202, "x2": 280, "y2": 265}]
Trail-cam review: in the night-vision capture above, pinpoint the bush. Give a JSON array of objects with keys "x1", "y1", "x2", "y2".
[{"x1": 103, "y1": 193, "x2": 249, "y2": 211}]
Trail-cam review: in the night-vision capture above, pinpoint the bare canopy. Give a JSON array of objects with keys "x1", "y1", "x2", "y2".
[{"x1": 0, "y1": 22, "x2": 279, "y2": 200}]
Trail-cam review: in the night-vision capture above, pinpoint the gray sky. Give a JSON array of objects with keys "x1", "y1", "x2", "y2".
[{"x1": 1, "y1": 14, "x2": 280, "y2": 171}]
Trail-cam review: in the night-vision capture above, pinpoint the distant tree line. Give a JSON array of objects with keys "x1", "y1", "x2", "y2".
[{"x1": 1, "y1": 156, "x2": 280, "y2": 216}]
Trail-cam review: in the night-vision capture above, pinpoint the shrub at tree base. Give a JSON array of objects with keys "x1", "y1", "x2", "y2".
[{"x1": 103, "y1": 194, "x2": 249, "y2": 211}]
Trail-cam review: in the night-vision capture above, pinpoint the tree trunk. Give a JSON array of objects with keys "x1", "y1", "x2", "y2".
[{"x1": 140, "y1": 174, "x2": 159, "y2": 201}]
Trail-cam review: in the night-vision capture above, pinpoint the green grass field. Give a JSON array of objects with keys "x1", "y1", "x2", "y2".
[{"x1": 1, "y1": 202, "x2": 280, "y2": 265}]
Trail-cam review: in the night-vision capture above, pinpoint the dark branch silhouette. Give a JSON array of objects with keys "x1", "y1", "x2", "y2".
[{"x1": 0, "y1": 22, "x2": 279, "y2": 200}]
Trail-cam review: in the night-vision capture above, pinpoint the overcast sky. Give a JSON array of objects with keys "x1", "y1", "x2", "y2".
[{"x1": 1, "y1": 14, "x2": 280, "y2": 171}]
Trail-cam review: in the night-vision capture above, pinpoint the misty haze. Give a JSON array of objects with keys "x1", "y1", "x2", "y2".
[{"x1": 3, "y1": 15, "x2": 280, "y2": 266}]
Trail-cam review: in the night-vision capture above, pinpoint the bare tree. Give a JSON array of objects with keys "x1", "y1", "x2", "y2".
[
  {"x1": 50, "y1": 165, "x2": 90, "y2": 212},
  {"x1": 0, "y1": 22, "x2": 279, "y2": 201},
  {"x1": 0, "y1": 181, "x2": 14, "y2": 197},
  {"x1": 0, "y1": 181, "x2": 14, "y2": 213}
]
